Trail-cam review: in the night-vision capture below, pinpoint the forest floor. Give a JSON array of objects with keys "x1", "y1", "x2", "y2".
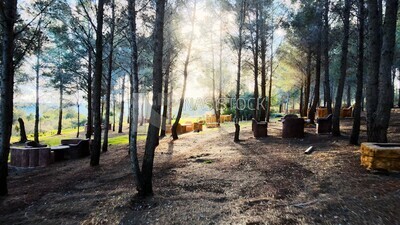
[{"x1": 1, "y1": 111, "x2": 400, "y2": 225}]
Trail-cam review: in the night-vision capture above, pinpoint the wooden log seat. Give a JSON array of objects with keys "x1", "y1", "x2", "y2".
[
  {"x1": 361, "y1": 143, "x2": 400, "y2": 172},
  {"x1": 316, "y1": 114, "x2": 333, "y2": 134},
  {"x1": 61, "y1": 139, "x2": 90, "y2": 159},
  {"x1": 193, "y1": 122, "x2": 203, "y2": 132},
  {"x1": 316, "y1": 107, "x2": 329, "y2": 118},
  {"x1": 340, "y1": 106, "x2": 353, "y2": 118},
  {"x1": 282, "y1": 115, "x2": 305, "y2": 138},
  {"x1": 10, "y1": 147, "x2": 51, "y2": 168},
  {"x1": 183, "y1": 122, "x2": 194, "y2": 132},
  {"x1": 252, "y1": 119, "x2": 268, "y2": 138}
]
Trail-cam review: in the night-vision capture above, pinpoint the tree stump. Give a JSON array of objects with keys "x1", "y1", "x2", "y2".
[{"x1": 18, "y1": 118, "x2": 28, "y2": 143}]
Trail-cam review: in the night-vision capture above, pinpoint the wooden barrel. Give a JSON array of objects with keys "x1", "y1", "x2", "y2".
[{"x1": 29, "y1": 148, "x2": 39, "y2": 168}]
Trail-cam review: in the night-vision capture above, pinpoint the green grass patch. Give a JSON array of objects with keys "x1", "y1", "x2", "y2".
[{"x1": 108, "y1": 135, "x2": 146, "y2": 146}]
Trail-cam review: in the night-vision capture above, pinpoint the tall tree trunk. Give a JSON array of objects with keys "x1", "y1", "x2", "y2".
[
  {"x1": 141, "y1": 0, "x2": 166, "y2": 196},
  {"x1": 300, "y1": 84, "x2": 304, "y2": 116},
  {"x1": 391, "y1": 68, "x2": 396, "y2": 108},
  {"x1": 57, "y1": 85, "x2": 63, "y2": 135},
  {"x1": 140, "y1": 93, "x2": 144, "y2": 126},
  {"x1": 323, "y1": 0, "x2": 332, "y2": 114},
  {"x1": 113, "y1": 91, "x2": 116, "y2": 131},
  {"x1": 102, "y1": 0, "x2": 116, "y2": 153},
  {"x1": 253, "y1": 5, "x2": 259, "y2": 121},
  {"x1": 332, "y1": 0, "x2": 351, "y2": 136},
  {"x1": 128, "y1": 0, "x2": 144, "y2": 194},
  {"x1": 118, "y1": 75, "x2": 126, "y2": 133},
  {"x1": 211, "y1": 32, "x2": 219, "y2": 126},
  {"x1": 160, "y1": 51, "x2": 171, "y2": 137},
  {"x1": 308, "y1": 19, "x2": 322, "y2": 124},
  {"x1": 366, "y1": 0, "x2": 381, "y2": 141},
  {"x1": 76, "y1": 101, "x2": 80, "y2": 138},
  {"x1": 234, "y1": 0, "x2": 246, "y2": 142},
  {"x1": 86, "y1": 49, "x2": 93, "y2": 139},
  {"x1": 267, "y1": 17, "x2": 274, "y2": 122},
  {"x1": 350, "y1": 0, "x2": 365, "y2": 145},
  {"x1": 372, "y1": 0, "x2": 398, "y2": 142},
  {"x1": 0, "y1": 0, "x2": 17, "y2": 196},
  {"x1": 91, "y1": 0, "x2": 105, "y2": 166},
  {"x1": 346, "y1": 83, "x2": 351, "y2": 107},
  {"x1": 168, "y1": 81, "x2": 173, "y2": 125},
  {"x1": 172, "y1": 1, "x2": 196, "y2": 140},
  {"x1": 260, "y1": 3, "x2": 266, "y2": 121},
  {"x1": 303, "y1": 49, "x2": 312, "y2": 117},
  {"x1": 218, "y1": 4, "x2": 223, "y2": 124},
  {"x1": 34, "y1": 24, "x2": 41, "y2": 143}
]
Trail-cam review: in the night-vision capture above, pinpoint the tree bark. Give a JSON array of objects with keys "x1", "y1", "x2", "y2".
[
  {"x1": 141, "y1": 0, "x2": 166, "y2": 196},
  {"x1": 332, "y1": 0, "x2": 351, "y2": 136},
  {"x1": 118, "y1": 75, "x2": 126, "y2": 133},
  {"x1": 323, "y1": 0, "x2": 332, "y2": 114},
  {"x1": 0, "y1": 0, "x2": 17, "y2": 196},
  {"x1": 372, "y1": 0, "x2": 398, "y2": 142},
  {"x1": 76, "y1": 102, "x2": 80, "y2": 138},
  {"x1": 350, "y1": 0, "x2": 365, "y2": 145},
  {"x1": 172, "y1": 1, "x2": 196, "y2": 140},
  {"x1": 90, "y1": 0, "x2": 105, "y2": 166},
  {"x1": 366, "y1": 0, "x2": 381, "y2": 141},
  {"x1": 102, "y1": 0, "x2": 116, "y2": 153},
  {"x1": 346, "y1": 83, "x2": 351, "y2": 107}
]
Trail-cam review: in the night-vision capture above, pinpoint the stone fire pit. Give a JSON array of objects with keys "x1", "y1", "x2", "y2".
[{"x1": 360, "y1": 143, "x2": 400, "y2": 172}]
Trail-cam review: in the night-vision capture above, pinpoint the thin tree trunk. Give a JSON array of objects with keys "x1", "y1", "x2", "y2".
[
  {"x1": 218, "y1": 4, "x2": 223, "y2": 124},
  {"x1": 127, "y1": 0, "x2": 144, "y2": 194},
  {"x1": 267, "y1": 17, "x2": 274, "y2": 122},
  {"x1": 253, "y1": 5, "x2": 259, "y2": 121},
  {"x1": 91, "y1": 0, "x2": 105, "y2": 166},
  {"x1": 234, "y1": 0, "x2": 247, "y2": 142},
  {"x1": 57, "y1": 85, "x2": 63, "y2": 135},
  {"x1": 211, "y1": 32, "x2": 219, "y2": 126},
  {"x1": 172, "y1": 1, "x2": 196, "y2": 140},
  {"x1": 346, "y1": 83, "x2": 351, "y2": 107},
  {"x1": 300, "y1": 84, "x2": 304, "y2": 116},
  {"x1": 76, "y1": 100, "x2": 80, "y2": 138},
  {"x1": 308, "y1": 15, "x2": 322, "y2": 124},
  {"x1": 34, "y1": 23, "x2": 41, "y2": 143},
  {"x1": 113, "y1": 91, "x2": 116, "y2": 131},
  {"x1": 140, "y1": 94, "x2": 144, "y2": 126},
  {"x1": 102, "y1": 0, "x2": 116, "y2": 153},
  {"x1": 332, "y1": 0, "x2": 351, "y2": 136},
  {"x1": 350, "y1": 0, "x2": 365, "y2": 145},
  {"x1": 260, "y1": 2, "x2": 266, "y2": 121},
  {"x1": 323, "y1": 0, "x2": 332, "y2": 114},
  {"x1": 168, "y1": 81, "x2": 173, "y2": 125},
  {"x1": 86, "y1": 49, "x2": 93, "y2": 139},
  {"x1": 0, "y1": 0, "x2": 17, "y2": 196},
  {"x1": 160, "y1": 52, "x2": 171, "y2": 137},
  {"x1": 141, "y1": 0, "x2": 166, "y2": 196},
  {"x1": 303, "y1": 49, "x2": 312, "y2": 117},
  {"x1": 119, "y1": 75, "x2": 126, "y2": 133}
]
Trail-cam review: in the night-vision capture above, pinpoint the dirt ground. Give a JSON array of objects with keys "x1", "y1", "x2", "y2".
[{"x1": 1, "y1": 111, "x2": 400, "y2": 225}]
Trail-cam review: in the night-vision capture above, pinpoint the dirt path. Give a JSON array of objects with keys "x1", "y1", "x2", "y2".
[{"x1": 1, "y1": 114, "x2": 400, "y2": 225}]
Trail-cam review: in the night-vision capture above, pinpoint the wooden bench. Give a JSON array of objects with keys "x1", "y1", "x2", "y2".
[{"x1": 61, "y1": 139, "x2": 90, "y2": 159}]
